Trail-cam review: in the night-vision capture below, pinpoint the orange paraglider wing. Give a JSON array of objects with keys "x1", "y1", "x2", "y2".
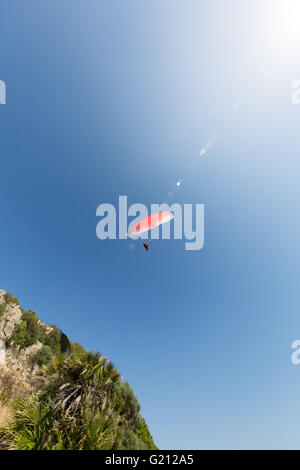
[{"x1": 128, "y1": 211, "x2": 174, "y2": 238}]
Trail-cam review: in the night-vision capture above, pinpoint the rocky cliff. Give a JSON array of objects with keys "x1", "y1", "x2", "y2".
[
  {"x1": 0, "y1": 290, "x2": 59, "y2": 391},
  {"x1": 0, "y1": 289, "x2": 157, "y2": 450},
  {"x1": 0, "y1": 290, "x2": 22, "y2": 342}
]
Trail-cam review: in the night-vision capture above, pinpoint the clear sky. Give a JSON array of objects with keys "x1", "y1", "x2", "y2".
[{"x1": 1, "y1": 0, "x2": 300, "y2": 449}]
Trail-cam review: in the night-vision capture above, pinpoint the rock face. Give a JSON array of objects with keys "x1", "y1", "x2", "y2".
[
  {"x1": 5, "y1": 342, "x2": 45, "y2": 389},
  {"x1": 0, "y1": 290, "x2": 44, "y2": 389},
  {"x1": 0, "y1": 290, "x2": 22, "y2": 341},
  {"x1": 0, "y1": 340, "x2": 6, "y2": 365},
  {"x1": 38, "y1": 319, "x2": 53, "y2": 335}
]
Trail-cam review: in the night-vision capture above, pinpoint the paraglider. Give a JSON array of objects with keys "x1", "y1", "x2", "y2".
[{"x1": 128, "y1": 211, "x2": 174, "y2": 251}]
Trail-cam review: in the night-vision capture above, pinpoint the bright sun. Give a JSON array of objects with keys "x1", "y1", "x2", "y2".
[{"x1": 262, "y1": 0, "x2": 300, "y2": 58}]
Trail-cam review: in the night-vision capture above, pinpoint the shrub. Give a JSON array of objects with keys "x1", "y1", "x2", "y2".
[
  {"x1": 60, "y1": 333, "x2": 71, "y2": 354},
  {"x1": 8, "y1": 308, "x2": 70, "y2": 358},
  {"x1": 9, "y1": 311, "x2": 45, "y2": 349},
  {"x1": 0, "y1": 393, "x2": 50, "y2": 450},
  {"x1": 43, "y1": 327, "x2": 70, "y2": 355},
  {"x1": 4, "y1": 293, "x2": 13, "y2": 304},
  {"x1": 44, "y1": 327, "x2": 61, "y2": 355},
  {"x1": 0, "y1": 303, "x2": 6, "y2": 318},
  {"x1": 1, "y1": 352, "x2": 125, "y2": 450},
  {"x1": 117, "y1": 381, "x2": 141, "y2": 432},
  {"x1": 137, "y1": 417, "x2": 158, "y2": 450},
  {"x1": 3, "y1": 293, "x2": 19, "y2": 305},
  {"x1": 0, "y1": 351, "x2": 157, "y2": 450},
  {"x1": 31, "y1": 346, "x2": 53, "y2": 367},
  {"x1": 114, "y1": 426, "x2": 148, "y2": 450},
  {"x1": 71, "y1": 342, "x2": 86, "y2": 355}
]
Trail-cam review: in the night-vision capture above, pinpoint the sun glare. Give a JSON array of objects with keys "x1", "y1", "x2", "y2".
[{"x1": 262, "y1": 0, "x2": 300, "y2": 59}]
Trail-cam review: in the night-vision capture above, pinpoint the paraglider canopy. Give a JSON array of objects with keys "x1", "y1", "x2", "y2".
[{"x1": 127, "y1": 211, "x2": 174, "y2": 239}]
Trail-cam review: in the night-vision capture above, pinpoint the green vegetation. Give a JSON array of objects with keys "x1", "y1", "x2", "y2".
[
  {"x1": 9, "y1": 310, "x2": 44, "y2": 349},
  {"x1": 114, "y1": 426, "x2": 149, "y2": 450},
  {"x1": 138, "y1": 417, "x2": 158, "y2": 450},
  {"x1": 44, "y1": 326, "x2": 70, "y2": 355},
  {"x1": 70, "y1": 341, "x2": 86, "y2": 355},
  {"x1": 8, "y1": 310, "x2": 70, "y2": 362},
  {"x1": 0, "y1": 303, "x2": 6, "y2": 318},
  {"x1": 4, "y1": 293, "x2": 19, "y2": 305},
  {"x1": 0, "y1": 351, "x2": 157, "y2": 450},
  {"x1": 0, "y1": 292, "x2": 157, "y2": 450},
  {"x1": 0, "y1": 291, "x2": 19, "y2": 318},
  {"x1": 30, "y1": 345, "x2": 53, "y2": 367}
]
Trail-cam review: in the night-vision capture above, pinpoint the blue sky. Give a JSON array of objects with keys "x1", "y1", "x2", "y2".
[{"x1": 1, "y1": 0, "x2": 300, "y2": 449}]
